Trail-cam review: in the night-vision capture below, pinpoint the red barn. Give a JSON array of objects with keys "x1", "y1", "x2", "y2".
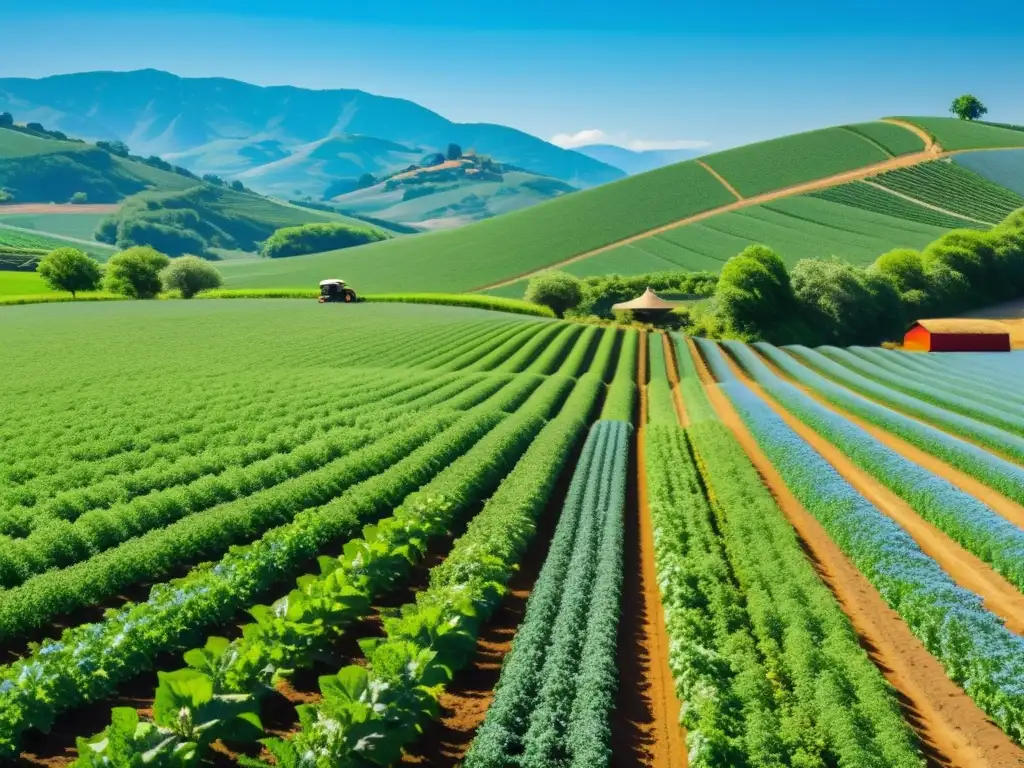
[{"x1": 903, "y1": 318, "x2": 1011, "y2": 352}]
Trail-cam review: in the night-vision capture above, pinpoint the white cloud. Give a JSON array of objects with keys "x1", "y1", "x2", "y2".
[
  {"x1": 550, "y1": 128, "x2": 710, "y2": 152},
  {"x1": 549, "y1": 128, "x2": 608, "y2": 148}
]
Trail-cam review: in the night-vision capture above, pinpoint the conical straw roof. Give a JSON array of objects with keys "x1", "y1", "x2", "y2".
[{"x1": 611, "y1": 287, "x2": 677, "y2": 311}]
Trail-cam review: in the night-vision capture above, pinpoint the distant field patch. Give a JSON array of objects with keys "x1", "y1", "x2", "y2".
[
  {"x1": 699, "y1": 126, "x2": 891, "y2": 197},
  {"x1": 954, "y1": 149, "x2": 1024, "y2": 196},
  {"x1": 809, "y1": 181, "x2": 987, "y2": 229},
  {"x1": 0, "y1": 224, "x2": 116, "y2": 261},
  {"x1": 0, "y1": 212, "x2": 109, "y2": 240},
  {"x1": 895, "y1": 116, "x2": 1024, "y2": 150},
  {"x1": 842, "y1": 122, "x2": 926, "y2": 156},
  {"x1": 0, "y1": 271, "x2": 49, "y2": 296}
]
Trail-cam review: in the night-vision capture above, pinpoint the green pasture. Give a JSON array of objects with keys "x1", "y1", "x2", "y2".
[
  {"x1": 0, "y1": 225, "x2": 117, "y2": 260},
  {"x1": 841, "y1": 122, "x2": 926, "y2": 156},
  {"x1": 895, "y1": 116, "x2": 1024, "y2": 151},
  {"x1": 0, "y1": 212, "x2": 108, "y2": 240}
]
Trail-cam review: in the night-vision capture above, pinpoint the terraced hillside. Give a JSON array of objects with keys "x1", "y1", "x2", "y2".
[
  {"x1": 5, "y1": 300, "x2": 1024, "y2": 767},
  {"x1": 218, "y1": 117, "x2": 1024, "y2": 295}
]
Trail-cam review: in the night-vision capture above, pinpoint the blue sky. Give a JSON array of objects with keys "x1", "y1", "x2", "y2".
[{"x1": 3, "y1": 1, "x2": 1024, "y2": 152}]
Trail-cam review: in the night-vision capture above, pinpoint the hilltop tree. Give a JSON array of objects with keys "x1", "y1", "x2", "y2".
[
  {"x1": 96, "y1": 140, "x2": 130, "y2": 157},
  {"x1": 525, "y1": 271, "x2": 583, "y2": 317},
  {"x1": 36, "y1": 247, "x2": 103, "y2": 297},
  {"x1": 103, "y1": 246, "x2": 171, "y2": 299},
  {"x1": 230, "y1": 180, "x2": 245, "y2": 192},
  {"x1": 0, "y1": 112, "x2": 12, "y2": 128},
  {"x1": 161, "y1": 255, "x2": 222, "y2": 298},
  {"x1": 447, "y1": 143, "x2": 463, "y2": 161},
  {"x1": 950, "y1": 94, "x2": 988, "y2": 121}
]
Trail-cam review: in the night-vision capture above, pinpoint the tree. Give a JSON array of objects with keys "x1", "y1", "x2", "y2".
[
  {"x1": 96, "y1": 140, "x2": 130, "y2": 157},
  {"x1": 446, "y1": 143, "x2": 463, "y2": 161},
  {"x1": 356, "y1": 173, "x2": 377, "y2": 190},
  {"x1": 230, "y1": 180, "x2": 245, "y2": 192},
  {"x1": 524, "y1": 271, "x2": 583, "y2": 317},
  {"x1": 70, "y1": 192, "x2": 88, "y2": 204},
  {"x1": 103, "y1": 246, "x2": 171, "y2": 298},
  {"x1": 0, "y1": 190, "x2": 12, "y2": 204},
  {"x1": 260, "y1": 222, "x2": 389, "y2": 259},
  {"x1": 871, "y1": 248, "x2": 927, "y2": 293},
  {"x1": 161, "y1": 255, "x2": 222, "y2": 298},
  {"x1": 37, "y1": 247, "x2": 102, "y2": 297},
  {"x1": 950, "y1": 94, "x2": 988, "y2": 121},
  {"x1": 0, "y1": 112, "x2": 13, "y2": 128},
  {"x1": 202, "y1": 174, "x2": 226, "y2": 187},
  {"x1": 710, "y1": 245, "x2": 798, "y2": 341}
]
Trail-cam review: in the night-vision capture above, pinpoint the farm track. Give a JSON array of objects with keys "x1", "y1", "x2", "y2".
[
  {"x1": 862, "y1": 181, "x2": 996, "y2": 226},
  {"x1": 476, "y1": 124, "x2": 1022, "y2": 292},
  {"x1": 662, "y1": 332, "x2": 689, "y2": 427},
  {"x1": 687, "y1": 338, "x2": 1024, "y2": 768},
  {"x1": 722, "y1": 352, "x2": 1024, "y2": 636},
  {"x1": 610, "y1": 332, "x2": 687, "y2": 768},
  {"x1": 754, "y1": 348, "x2": 1024, "y2": 530},
  {"x1": 0, "y1": 204, "x2": 119, "y2": 215}
]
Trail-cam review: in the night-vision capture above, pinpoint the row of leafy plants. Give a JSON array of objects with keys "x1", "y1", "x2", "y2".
[
  {"x1": 465, "y1": 419, "x2": 629, "y2": 767},
  {"x1": 255, "y1": 373, "x2": 603, "y2": 765},
  {"x1": 73, "y1": 372, "x2": 583, "y2": 766},
  {"x1": 697, "y1": 338, "x2": 1024, "y2": 746}
]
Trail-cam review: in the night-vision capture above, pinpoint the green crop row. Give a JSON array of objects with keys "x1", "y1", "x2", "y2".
[
  {"x1": 647, "y1": 333, "x2": 677, "y2": 425},
  {"x1": 893, "y1": 116, "x2": 1024, "y2": 151},
  {"x1": 262, "y1": 374, "x2": 603, "y2": 766},
  {"x1": 600, "y1": 329, "x2": 638, "y2": 421},
  {"x1": 809, "y1": 181, "x2": 986, "y2": 230},
  {"x1": 841, "y1": 122, "x2": 926, "y2": 157},
  {"x1": 73, "y1": 374, "x2": 578, "y2": 766},
  {"x1": 868, "y1": 161, "x2": 1024, "y2": 224},
  {"x1": 465, "y1": 420, "x2": 629, "y2": 768}
]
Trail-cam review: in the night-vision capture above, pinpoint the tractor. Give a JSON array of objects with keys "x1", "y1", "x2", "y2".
[{"x1": 319, "y1": 279, "x2": 358, "y2": 303}]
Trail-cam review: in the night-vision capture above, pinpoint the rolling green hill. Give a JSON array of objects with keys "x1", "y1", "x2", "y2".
[
  {"x1": 954, "y1": 149, "x2": 1024, "y2": 196},
  {"x1": 894, "y1": 116, "x2": 1024, "y2": 150},
  {"x1": 0, "y1": 224, "x2": 117, "y2": 261},
  {"x1": 204, "y1": 117, "x2": 1024, "y2": 294}
]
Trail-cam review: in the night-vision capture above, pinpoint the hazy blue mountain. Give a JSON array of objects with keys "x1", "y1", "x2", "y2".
[
  {"x1": 0, "y1": 70, "x2": 624, "y2": 189},
  {"x1": 573, "y1": 143, "x2": 701, "y2": 175}
]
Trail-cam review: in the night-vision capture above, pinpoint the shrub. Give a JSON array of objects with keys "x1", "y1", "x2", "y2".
[
  {"x1": 70, "y1": 192, "x2": 88, "y2": 204},
  {"x1": 36, "y1": 248, "x2": 103, "y2": 297},
  {"x1": 0, "y1": 190, "x2": 12, "y2": 204},
  {"x1": 160, "y1": 255, "x2": 223, "y2": 299},
  {"x1": 524, "y1": 271, "x2": 583, "y2": 317},
  {"x1": 103, "y1": 246, "x2": 171, "y2": 299},
  {"x1": 116, "y1": 216, "x2": 208, "y2": 257},
  {"x1": 872, "y1": 248, "x2": 927, "y2": 293},
  {"x1": 260, "y1": 222, "x2": 388, "y2": 259}
]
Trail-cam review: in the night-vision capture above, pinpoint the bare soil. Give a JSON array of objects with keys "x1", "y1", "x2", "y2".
[
  {"x1": 689, "y1": 340, "x2": 1024, "y2": 768},
  {"x1": 0, "y1": 204, "x2": 119, "y2": 214},
  {"x1": 609, "y1": 332, "x2": 688, "y2": 768}
]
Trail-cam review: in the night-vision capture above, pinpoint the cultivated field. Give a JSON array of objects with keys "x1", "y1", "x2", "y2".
[{"x1": 2, "y1": 299, "x2": 1024, "y2": 767}]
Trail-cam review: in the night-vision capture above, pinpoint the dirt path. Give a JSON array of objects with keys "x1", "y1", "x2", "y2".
[
  {"x1": 862, "y1": 180, "x2": 996, "y2": 225},
  {"x1": 0, "y1": 204, "x2": 119, "y2": 215},
  {"x1": 661, "y1": 332, "x2": 689, "y2": 427},
  {"x1": 722, "y1": 352, "x2": 1024, "y2": 636},
  {"x1": 754, "y1": 348, "x2": 1024, "y2": 530},
  {"x1": 611, "y1": 332, "x2": 688, "y2": 768},
  {"x1": 880, "y1": 118, "x2": 942, "y2": 153},
  {"x1": 695, "y1": 160, "x2": 743, "y2": 200},
  {"x1": 688, "y1": 340, "x2": 1024, "y2": 768}
]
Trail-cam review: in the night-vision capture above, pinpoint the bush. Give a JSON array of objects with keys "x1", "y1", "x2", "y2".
[
  {"x1": 36, "y1": 248, "x2": 103, "y2": 297},
  {"x1": 708, "y1": 245, "x2": 799, "y2": 341},
  {"x1": 160, "y1": 255, "x2": 222, "y2": 299},
  {"x1": 0, "y1": 190, "x2": 13, "y2": 204},
  {"x1": 872, "y1": 248, "x2": 926, "y2": 293},
  {"x1": 70, "y1": 192, "x2": 88, "y2": 204},
  {"x1": 260, "y1": 222, "x2": 389, "y2": 259},
  {"x1": 116, "y1": 216, "x2": 208, "y2": 257},
  {"x1": 103, "y1": 246, "x2": 171, "y2": 298},
  {"x1": 791, "y1": 258, "x2": 902, "y2": 345},
  {"x1": 524, "y1": 271, "x2": 583, "y2": 317}
]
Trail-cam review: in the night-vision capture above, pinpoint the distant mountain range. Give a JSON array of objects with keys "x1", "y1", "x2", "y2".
[
  {"x1": 573, "y1": 144, "x2": 702, "y2": 175},
  {"x1": 0, "y1": 69, "x2": 627, "y2": 194}
]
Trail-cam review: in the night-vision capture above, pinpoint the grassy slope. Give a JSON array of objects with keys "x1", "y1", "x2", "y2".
[
  {"x1": 0, "y1": 225, "x2": 117, "y2": 261},
  {"x1": 895, "y1": 117, "x2": 1024, "y2": 150},
  {"x1": 221, "y1": 118, "x2": 1024, "y2": 293},
  {"x1": 219, "y1": 160, "x2": 735, "y2": 291},
  {"x1": 953, "y1": 150, "x2": 1024, "y2": 196},
  {"x1": 0, "y1": 212, "x2": 108, "y2": 240},
  {"x1": 0, "y1": 271, "x2": 49, "y2": 296}
]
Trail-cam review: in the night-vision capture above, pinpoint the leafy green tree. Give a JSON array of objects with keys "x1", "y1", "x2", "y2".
[
  {"x1": 70, "y1": 192, "x2": 88, "y2": 204},
  {"x1": 160, "y1": 255, "x2": 223, "y2": 298},
  {"x1": 524, "y1": 271, "x2": 583, "y2": 317},
  {"x1": 0, "y1": 112, "x2": 12, "y2": 128},
  {"x1": 261, "y1": 222, "x2": 388, "y2": 259},
  {"x1": 0, "y1": 190, "x2": 12, "y2": 204},
  {"x1": 872, "y1": 248, "x2": 927, "y2": 294},
  {"x1": 96, "y1": 140, "x2": 130, "y2": 157},
  {"x1": 950, "y1": 95, "x2": 988, "y2": 121},
  {"x1": 447, "y1": 143, "x2": 463, "y2": 161},
  {"x1": 202, "y1": 174, "x2": 226, "y2": 187},
  {"x1": 921, "y1": 229, "x2": 996, "y2": 297},
  {"x1": 103, "y1": 246, "x2": 171, "y2": 299},
  {"x1": 230, "y1": 180, "x2": 245, "y2": 192},
  {"x1": 36, "y1": 247, "x2": 103, "y2": 297},
  {"x1": 711, "y1": 245, "x2": 797, "y2": 341}
]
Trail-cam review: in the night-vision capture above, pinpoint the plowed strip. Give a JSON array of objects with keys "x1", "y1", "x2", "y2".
[
  {"x1": 613, "y1": 332, "x2": 688, "y2": 767},
  {"x1": 722, "y1": 352, "x2": 1024, "y2": 635},
  {"x1": 689, "y1": 338, "x2": 1024, "y2": 768},
  {"x1": 755, "y1": 347, "x2": 1024, "y2": 530}
]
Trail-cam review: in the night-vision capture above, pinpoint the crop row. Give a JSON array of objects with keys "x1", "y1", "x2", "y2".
[
  {"x1": 647, "y1": 334, "x2": 677, "y2": 424},
  {"x1": 847, "y1": 347, "x2": 1024, "y2": 416},
  {"x1": 466, "y1": 420, "x2": 629, "y2": 768},
  {"x1": 754, "y1": 344, "x2": 1024, "y2": 504},
  {"x1": 726, "y1": 341, "x2": 1024, "y2": 591},
  {"x1": 699, "y1": 340, "x2": 1024, "y2": 743},
  {"x1": 868, "y1": 346, "x2": 1024, "y2": 396},
  {"x1": 809, "y1": 181, "x2": 985, "y2": 229},
  {"x1": 0, "y1": 385, "x2": 537, "y2": 758},
  {"x1": 72, "y1": 372, "x2": 582, "y2": 765},
  {"x1": 869, "y1": 160, "x2": 1024, "y2": 223},
  {"x1": 663, "y1": 338, "x2": 921, "y2": 766},
  {"x1": 600, "y1": 329, "x2": 638, "y2": 421},
  {"x1": 264, "y1": 374, "x2": 603, "y2": 765},
  {"x1": 788, "y1": 345, "x2": 1024, "y2": 463}
]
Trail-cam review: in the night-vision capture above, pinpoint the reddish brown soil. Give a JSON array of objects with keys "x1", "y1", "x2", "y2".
[
  {"x1": 661, "y1": 332, "x2": 689, "y2": 427},
  {"x1": 755, "y1": 348, "x2": 1024, "y2": 531},
  {"x1": 0, "y1": 204, "x2": 119, "y2": 214},
  {"x1": 609, "y1": 332, "x2": 688, "y2": 768},
  {"x1": 690, "y1": 340, "x2": 1024, "y2": 768},
  {"x1": 724, "y1": 353, "x2": 1024, "y2": 636}
]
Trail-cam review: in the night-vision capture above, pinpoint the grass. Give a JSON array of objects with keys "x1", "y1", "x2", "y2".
[
  {"x1": 842, "y1": 122, "x2": 926, "y2": 156},
  {"x1": 218, "y1": 160, "x2": 736, "y2": 292},
  {"x1": 810, "y1": 181, "x2": 987, "y2": 229},
  {"x1": 868, "y1": 161, "x2": 1024, "y2": 224},
  {"x1": 0, "y1": 213, "x2": 108, "y2": 241},
  {"x1": 700, "y1": 125, "x2": 892, "y2": 197},
  {"x1": 894, "y1": 117, "x2": 1024, "y2": 151},
  {"x1": 0, "y1": 271, "x2": 50, "y2": 296},
  {"x1": 953, "y1": 150, "x2": 1024, "y2": 197},
  {"x1": 0, "y1": 225, "x2": 117, "y2": 260},
  {"x1": 0, "y1": 128, "x2": 82, "y2": 159}
]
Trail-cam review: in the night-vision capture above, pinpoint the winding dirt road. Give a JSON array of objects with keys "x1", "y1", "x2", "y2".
[{"x1": 687, "y1": 338, "x2": 1024, "y2": 768}]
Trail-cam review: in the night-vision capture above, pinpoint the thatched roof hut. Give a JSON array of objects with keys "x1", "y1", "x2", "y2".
[{"x1": 611, "y1": 288, "x2": 677, "y2": 314}]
